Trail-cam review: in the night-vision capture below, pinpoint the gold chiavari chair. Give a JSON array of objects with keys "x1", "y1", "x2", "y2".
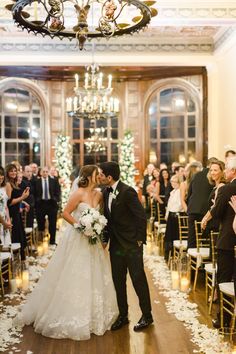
[
  {"x1": 147, "y1": 197, "x2": 156, "y2": 240},
  {"x1": 187, "y1": 221, "x2": 211, "y2": 291},
  {"x1": 173, "y1": 214, "x2": 188, "y2": 260},
  {"x1": 204, "y1": 231, "x2": 218, "y2": 314},
  {"x1": 154, "y1": 202, "x2": 166, "y2": 256},
  {"x1": 219, "y1": 282, "x2": 235, "y2": 334},
  {"x1": 0, "y1": 251, "x2": 12, "y2": 297},
  {"x1": 22, "y1": 209, "x2": 34, "y2": 256}
]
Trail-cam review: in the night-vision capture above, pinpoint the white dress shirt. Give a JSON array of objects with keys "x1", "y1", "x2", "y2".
[
  {"x1": 108, "y1": 180, "x2": 119, "y2": 211},
  {"x1": 41, "y1": 177, "x2": 51, "y2": 200}
]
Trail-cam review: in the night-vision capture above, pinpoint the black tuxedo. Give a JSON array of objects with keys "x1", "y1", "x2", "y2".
[
  {"x1": 34, "y1": 177, "x2": 61, "y2": 244},
  {"x1": 103, "y1": 181, "x2": 152, "y2": 318},
  {"x1": 187, "y1": 168, "x2": 213, "y2": 248}
]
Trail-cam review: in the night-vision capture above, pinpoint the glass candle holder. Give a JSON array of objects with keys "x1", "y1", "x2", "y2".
[{"x1": 170, "y1": 258, "x2": 180, "y2": 290}]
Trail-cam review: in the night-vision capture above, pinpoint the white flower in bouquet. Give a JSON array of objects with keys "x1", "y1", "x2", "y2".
[
  {"x1": 77, "y1": 208, "x2": 107, "y2": 245},
  {"x1": 84, "y1": 228, "x2": 94, "y2": 237},
  {"x1": 80, "y1": 214, "x2": 93, "y2": 227},
  {"x1": 99, "y1": 215, "x2": 107, "y2": 226},
  {"x1": 92, "y1": 210, "x2": 100, "y2": 219},
  {"x1": 94, "y1": 223, "x2": 103, "y2": 234}
]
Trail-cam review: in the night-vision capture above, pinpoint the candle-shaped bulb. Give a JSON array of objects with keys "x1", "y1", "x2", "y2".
[
  {"x1": 108, "y1": 74, "x2": 112, "y2": 89},
  {"x1": 75, "y1": 74, "x2": 79, "y2": 89}
]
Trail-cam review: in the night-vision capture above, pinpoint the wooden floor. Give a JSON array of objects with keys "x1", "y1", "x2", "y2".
[{"x1": 3, "y1": 262, "x2": 216, "y2": 354}]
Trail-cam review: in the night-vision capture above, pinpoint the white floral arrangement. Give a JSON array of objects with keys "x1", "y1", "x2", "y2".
[{"x1": 77, "y1": 208, "x2": 107, "y2": 245}]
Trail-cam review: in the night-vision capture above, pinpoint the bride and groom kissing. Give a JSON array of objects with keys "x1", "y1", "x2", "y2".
[{"x1": 15, "y1": 162, "x2": 153, "y2": 340}]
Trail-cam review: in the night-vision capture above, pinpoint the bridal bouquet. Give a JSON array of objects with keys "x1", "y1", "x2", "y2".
[{"x1": 77, "y1": 208, "x2": 107, "y2": 245}]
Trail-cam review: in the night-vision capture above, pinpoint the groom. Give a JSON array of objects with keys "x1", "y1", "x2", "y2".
[{"x1": 99, "y1": 161, "x2": 153, "y2": 331}]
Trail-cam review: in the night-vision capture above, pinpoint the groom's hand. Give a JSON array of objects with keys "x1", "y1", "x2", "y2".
[{"x1": 137, "y1": 241, "x2": 143, "y2": 247}]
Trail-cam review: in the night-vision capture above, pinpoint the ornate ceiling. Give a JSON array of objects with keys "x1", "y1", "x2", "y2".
[
  {"x1": 0, "y1": 1, "x2": 236, "y2": 54},
  {"x1": 0, "y1": 0, "x2": 236, "y2": 77}
]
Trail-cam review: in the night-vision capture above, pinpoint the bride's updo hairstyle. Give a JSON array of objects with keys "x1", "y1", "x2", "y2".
[{"x1": 78, "y1": 165, "x2": 98, "y2": 188}]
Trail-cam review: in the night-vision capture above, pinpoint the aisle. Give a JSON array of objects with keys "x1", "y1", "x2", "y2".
[
  {"x1": 1, "y1": 262, "x2": 199, "y2": 353},
  {"x1": 0, "y1": 240, "x2": 228, "y2": 354}
]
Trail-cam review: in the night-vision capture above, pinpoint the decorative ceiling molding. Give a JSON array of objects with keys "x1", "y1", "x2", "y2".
[
  {"x1": 0, "y1": 1, "x2": 236, "y2": 56},
  {"x1": 0, "y1": 40, "x2": 214, "y2": 54}
]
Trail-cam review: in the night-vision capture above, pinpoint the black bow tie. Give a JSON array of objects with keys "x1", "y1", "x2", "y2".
[{"x1": 107, "y1": 187, "x2": 113, "y2": 194}]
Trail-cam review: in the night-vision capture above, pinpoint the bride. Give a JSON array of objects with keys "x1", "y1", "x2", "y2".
[{"x1": 16, "y1": 165, "x2": 118, "y2": 340}]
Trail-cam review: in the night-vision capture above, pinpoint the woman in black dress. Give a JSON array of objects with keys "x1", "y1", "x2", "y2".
[{"x1": 5, "y1": 164, "x2": 29, "y2": 260}]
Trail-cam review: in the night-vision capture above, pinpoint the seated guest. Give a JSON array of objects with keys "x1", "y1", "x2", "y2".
[{"x1": 164, "y1": 175, "x2": 184, "y2": 261}]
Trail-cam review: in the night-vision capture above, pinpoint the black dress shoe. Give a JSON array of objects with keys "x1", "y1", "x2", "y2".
[
  {"x1": 111, "y1": 315, "x2": 129, "y2": 331},
  {"x1": 133, "y1": 315, "x2": 153, "y2": 331}
]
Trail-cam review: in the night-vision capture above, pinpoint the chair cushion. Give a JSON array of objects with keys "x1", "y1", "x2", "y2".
[
  {"x1": 187, "y1": 247, "x2": 210, "y2": 258},
  {"x1": 173, "y1": 240, "x2": 188, "y2": 249},
  {"x1": 219, "y1": 282, "x2": 235, "y2": 296},
  {"x1": 204, "y1": 263, "x2": 217, "y2": 273},
  {"x1": 11, "y1": 243, "x2": 21, "y2": 251},
  {"x1": 25, "y1": 227, "x2": 33, "y2": 234},
  {"x1": 0, "y1": 252, "x2": 12, "y2": 261}
]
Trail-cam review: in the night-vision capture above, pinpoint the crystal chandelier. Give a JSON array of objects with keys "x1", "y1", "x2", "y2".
[
  {"x1": 85, "y1": 126, "x2": 107, "y2": 153},
  {"x1": 5, "y1": 0, "x2": 157, "y2": 50},
  {"x1": 66, "y1": 63, "x2": 119, "y2": 119}
]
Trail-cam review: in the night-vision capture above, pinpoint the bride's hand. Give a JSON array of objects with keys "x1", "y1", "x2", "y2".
[{"x1": 102, "y1": 242, "x2": 107, "y2": 249}]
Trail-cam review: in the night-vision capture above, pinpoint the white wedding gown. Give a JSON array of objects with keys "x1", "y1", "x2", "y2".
[{"x1": 16, "y1": 202, "x2": 118, "y2": 340}]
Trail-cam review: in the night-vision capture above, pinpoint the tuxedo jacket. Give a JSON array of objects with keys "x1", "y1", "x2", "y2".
[
  {"x1": 103, "y1": 181, "x2": 147, "y2": 250},
  {"x1": 34, "y1": 177, "x2": 61, "y2": 205},
  {"x1": 187, "y1": 168, "x2": 213, "y2": 215},
  {"x1": 211, "y1": 179, "x2": 236, "y2": 250}
]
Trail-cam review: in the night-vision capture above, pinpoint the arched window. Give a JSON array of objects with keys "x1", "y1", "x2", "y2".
[
  {"x1": 0, "y1": 85, "x2": 44, "y2": 166},
  {"x1": 147, "y1": 82, "x2": 201, "y2": 165},
  {"x1": 71, "y1": 116, "x2": 119, "y2": 166}
]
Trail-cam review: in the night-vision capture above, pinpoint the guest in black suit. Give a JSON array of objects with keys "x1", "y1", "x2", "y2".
[
  {"x1": 204, "y1": 157, "x2": 236, "y2": 327},
  {"x1": 34, "y1": 166, "x2": 61, "y2": 245},
  {"x1": 186, "y1": 158, "x2": 216, "y2": 248},
  {"x1": 99, "y1": 162, "x2": 153, "y2": 332}
]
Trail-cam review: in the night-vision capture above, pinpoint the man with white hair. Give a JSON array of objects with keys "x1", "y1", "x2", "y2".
[{"x1": 208, "y1": 156, "x2": 236, "y2": 328}]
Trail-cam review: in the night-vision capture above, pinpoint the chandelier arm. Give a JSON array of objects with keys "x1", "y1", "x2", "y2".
[{"x1": 11, "y1": 0, "x2": 152, "y2": 42}]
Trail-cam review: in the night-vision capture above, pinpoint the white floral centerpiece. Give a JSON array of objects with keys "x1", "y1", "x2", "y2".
[{"x1": 77, "y1": 208, "x2": 107, "y2": 245}]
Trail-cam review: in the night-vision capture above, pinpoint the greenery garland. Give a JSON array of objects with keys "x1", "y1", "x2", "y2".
[
  {"x1": 55, "y1": 134, "x2": 73, "y2": 209},
  {"x1": 119, "y1": 130, "x2": 136, "y2": 187}
]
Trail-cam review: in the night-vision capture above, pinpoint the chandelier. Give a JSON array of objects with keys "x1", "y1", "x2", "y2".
[
  {"x1": 85, "y1": 126, "x2": 107, "y2": 153},
  {"x1": 5, "y1": 0, "x2": 157, "y2": 50},
  {"x1": 66, "y1": 62, "x2": 119, "y2": 119}
]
